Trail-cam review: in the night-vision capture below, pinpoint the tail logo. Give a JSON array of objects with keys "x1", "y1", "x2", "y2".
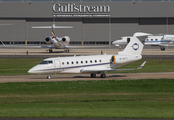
[{"x1": 132, "y1": 43, "x2": 139, "y2": 51}]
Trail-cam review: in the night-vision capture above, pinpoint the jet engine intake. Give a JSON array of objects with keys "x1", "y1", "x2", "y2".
[
  {"x1": 45, "y1": 36, "x2": 54, "y2": 44},
  {"x1": 62, "y1": 36, "x2": 70, "y2": 42},
  {"x1": 111, "y1": 55, "x2": 116, "y2": 64}
]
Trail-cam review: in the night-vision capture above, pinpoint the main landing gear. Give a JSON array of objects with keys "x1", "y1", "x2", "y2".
[
  {"x1": 48, "y1": 48, "x2": 53, "y2": 53},
  {"x1": 160, "y1": 46, "x2": 165, "y2": 51},
  {"x1": 64, "y1": 49, "x2": 69, "y2": 53},
  {"x1": 90, "y1": 73, "x2": 106, "y2": 78}
]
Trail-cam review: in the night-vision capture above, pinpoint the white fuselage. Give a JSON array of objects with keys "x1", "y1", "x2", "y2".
[
  {"x1": 28, "y1": 54, "x2": 141, "y2": 74},
  {"x1": 144, "y1": 35, "x2": 174, "y2": 46},
  {"x1": 112, "y1": 37, "x2": 132, "y2": 46},
  {"x1": 52, "y1": 37, "x2": 70, "y2": 49}
]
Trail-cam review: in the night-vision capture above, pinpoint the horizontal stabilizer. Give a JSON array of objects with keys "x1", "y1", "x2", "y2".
[
  {"x1": 32, "y1": 26, "x2": 73, "y2": 28},
  {"x1": 65, "y1": 45, "x2": 108, "y2": 48}
]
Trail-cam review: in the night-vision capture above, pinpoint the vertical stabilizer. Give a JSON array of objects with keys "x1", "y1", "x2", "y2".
[{"x1": 118, "y1": 32, "x2": 152, "y2": 56}]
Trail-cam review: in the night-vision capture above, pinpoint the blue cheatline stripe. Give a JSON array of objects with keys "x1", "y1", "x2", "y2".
[
  {"x1": 145, "y1": 40, "x2": 174, "y2": 43},
  {"x1": 38, "y1": 62, "x2": 111, "y2": 72}
]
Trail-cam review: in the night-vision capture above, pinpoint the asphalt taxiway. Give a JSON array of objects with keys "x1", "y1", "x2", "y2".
[
  {"x1": 0, "y1": 48, "x2": 174, "y2": 59},
  {"x1": 0, "y1": 72, "x2": 174, "y2": 83}
]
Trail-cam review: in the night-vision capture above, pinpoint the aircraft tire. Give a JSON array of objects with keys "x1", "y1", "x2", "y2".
[
  {"x1": 160, "y1": 47, "x2": 165, "y2": 51},
  {"x1": 49, "y1": 49, "x2": 53, "y2": 53},
  {"x1": 90, "y1": 74, "x2": 96, "y2": 78},
  {"x1": 100, "y1": 74, "x2": 106, "y2": 78},
  {"x1": 47, "y1": 75, "x2": 51, "y2": 79}
]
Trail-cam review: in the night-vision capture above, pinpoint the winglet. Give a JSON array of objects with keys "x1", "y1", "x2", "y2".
[{"x1": 137, "y1": 61, "x2": 146, "y2": 69}]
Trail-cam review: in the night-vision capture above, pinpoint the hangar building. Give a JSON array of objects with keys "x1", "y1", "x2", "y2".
[{"x1": 0, "y1": 0, "x2": 174, "y2": 48}]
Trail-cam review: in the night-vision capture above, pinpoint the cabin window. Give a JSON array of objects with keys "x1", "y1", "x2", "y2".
[
  {"x1": 95, "y1": 60, "x2": 97, "y2": 63},
  {"x1": 99, "y1": 60, "x2": 102, "y2": 62},
  {"x1": 151, "y1": 39, "x2": 153, "y2": 41},
  {"x1": 85, "y1": 61, "x2": 88, "y2": 63},
  {"x1": 81, "y1": 61, "x2": 83, "y2": 64},
  {"x1": 72, "y1": 61, "x2": 74, "y2": 64},
  {"x1": 67, "y1": 62, "x2": 69, "y2": 65},
  {"x1": 90, "y1": 60, "x2": 92, "y2": 63},
  {"x1": 155, "y1": 39, "x2": 158, "y2": 41},
  {"x1": 76, "y1": 61, "x2": 78, "y2": 64},
  {"x1": 62, "y1": 62, "x2": 64, "y2": 65}
]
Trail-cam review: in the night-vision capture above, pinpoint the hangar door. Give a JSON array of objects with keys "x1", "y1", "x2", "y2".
[
  {"x1": 0, "y1": 19, "x2": 25, "y2": 41},
  {"x1": 83, "y1": 18, "x2": 110, "y2": 42}
]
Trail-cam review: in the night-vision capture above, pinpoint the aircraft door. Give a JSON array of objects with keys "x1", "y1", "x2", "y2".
[
  {"x1": 54, "y1": 59, "x2": 61, "y2": 73},
  {"x1": 127, "y1": 38, "x2": 130, "y2": 44}
]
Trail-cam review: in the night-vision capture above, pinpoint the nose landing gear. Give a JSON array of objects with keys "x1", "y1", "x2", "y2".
[{"x1": 47, "y1": 74, "x2": 51, "y2": 79}]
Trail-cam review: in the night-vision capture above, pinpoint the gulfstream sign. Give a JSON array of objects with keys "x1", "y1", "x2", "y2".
[
  {"x1": 53, "y1": 3, "x2": 110, "y2": 18},
  {"x1": 53, "y1": 3, "x2": 110, "y2": 13}
]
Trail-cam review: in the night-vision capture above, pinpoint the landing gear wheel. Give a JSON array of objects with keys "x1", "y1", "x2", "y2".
[
  {"x1": 90, "y1": 74, "x2": 96, "y2": 78},
  {"x1": 100, "y1": 74, "x2": 106, "y2": 78},
  {"x1": 64, "y1": 49, "x2": 69, "y2": 53},
  {"x1": 47, "y1": 74, "x2": 51, "y2": 79},
  {"x1": 160, "y1": 47, "x2": 165, "y2": 51},
  {"x1": 49, "y1": 49, "x2": 53, "y2": 53}
]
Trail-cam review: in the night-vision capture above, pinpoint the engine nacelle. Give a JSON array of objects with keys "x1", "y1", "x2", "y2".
[
  {"x1": 111, "y1": 55, "x2": 116, "y2": 64},
  {"x1": 45, "y1": 36, "x2": 54, "y2": 44},
  {"x1": 61, "y1": 36, "x2": 70, "y2": 43}
]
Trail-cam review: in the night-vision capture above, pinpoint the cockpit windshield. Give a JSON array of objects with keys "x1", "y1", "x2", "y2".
[
  {"x1": 118, "y1": 38, "x2": 123, "y2": 40},
  {"x1": 39, "y1": 60, "x2": 53, "y2": 64}
]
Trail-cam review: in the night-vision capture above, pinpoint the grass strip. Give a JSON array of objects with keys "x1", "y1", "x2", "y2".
[{"x1": 0, "y1": 79, "x2": 173, "y2": 118}]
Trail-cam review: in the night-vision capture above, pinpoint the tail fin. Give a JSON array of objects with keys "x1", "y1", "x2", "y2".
[
  {"x1": 52, "y1": 24, "x2": 56, "y2": 37},
  {"x1": 118, "y1": 32, "x2": 152, "y2": 56}
]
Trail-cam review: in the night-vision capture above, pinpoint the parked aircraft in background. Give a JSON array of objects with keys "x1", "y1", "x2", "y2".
[
  {"x1": 28, "y1": 32, "x2": 149, "y2": 79},
  {"x1": 112, "y1": 36, "x2": 132, "y2": 49},
  {"x1": 112, "y1": 33, "x2": 174, "y2": 51},
  {"x1": 0, "y1": 23, "x2": 107, "y2": 53},
  {"x1": 144, "y1": 35, "x2": 174, "y2": 51},
  {"x1": 112, "y1": 32, "x2": 152, "y2": 48}
]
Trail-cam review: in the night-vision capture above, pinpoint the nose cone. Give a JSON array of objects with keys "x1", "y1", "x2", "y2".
[
  {"x1": 112, "y1": 41, "x2": 117, "y2": 45},
  {"x1": 28, "y1": 68, "x2": 35, "y2": 74},
  {"x1": 28, "y1": 66, "x2": 45, "y2": 74}
]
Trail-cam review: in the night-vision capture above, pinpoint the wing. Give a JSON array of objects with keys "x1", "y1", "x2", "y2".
[
  {"x1": 32, "y1": 26, "x2": 73, "y2": 29},
  {"x1": 80, "y1": 61, "x2": 146, "y2": 74},
  {"x1": 159, "y1": 44, "x2": 174, "y2": 47}
]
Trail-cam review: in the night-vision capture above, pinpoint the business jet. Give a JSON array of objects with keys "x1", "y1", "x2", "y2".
[
  {"x1": 112, "y1": 36, "x2": 132, "y2": 49},
  {"x1": 28, "y1": 32, "x2": 149, "y2": 79},
  {"x1": 144, "y1": 34, "x2": 174, "y2": 51},
  {"x1": 0, "y1": 24, "x2": 107, "y2": 53}
]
